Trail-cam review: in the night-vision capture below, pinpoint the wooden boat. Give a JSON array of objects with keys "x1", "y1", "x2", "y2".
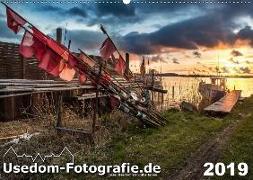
[
  {"x1": 198, "y1": 77, "x2": 227, "y2": 103},
  {"x1": 204, "y1": 90, "x2": 241, "y2": 115}
]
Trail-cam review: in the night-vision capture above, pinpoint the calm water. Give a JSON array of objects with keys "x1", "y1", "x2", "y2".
[{"x1": 161, "y1": 77, "x2": 253, "y2": 107}]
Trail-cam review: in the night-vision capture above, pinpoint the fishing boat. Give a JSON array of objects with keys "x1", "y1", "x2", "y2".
[{"x1": 198, "y1": 77, "x2": 227, "y2": 103}]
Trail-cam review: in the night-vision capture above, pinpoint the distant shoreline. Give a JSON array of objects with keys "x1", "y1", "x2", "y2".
[{"x1": 156, "y1": 73, "x2": 253, "y2": 78}]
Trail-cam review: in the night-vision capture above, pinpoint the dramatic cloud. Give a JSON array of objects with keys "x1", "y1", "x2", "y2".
[
  {"x1": 2, "y1": 3, "x2": 253, "y2": 61},
  {"x1": 35, "y1": 5, "x2": 62, "y2": 12},
  {"x1": 231, "y1": 49, "x2": 243, "y2": 57},
  {"x1": 117, "y1": 4, "x2": 253, "y2": 54},
  {"x1": 246, "y1": 60, "x2": 253, "y2": 64},
  {"x1": 35, "y1": 5, "x2": 87, "y2": 18},
  {"x1": 233, "y1": 67, "x2": 241, "y2": 74},
  {"x1": 233, "y1": 67, "x2": 251, "y2": 74},
  {"x1": 236, "y1": 26, "x2": 253, "y2": 46},
  {"x1": 62, "y1": 29, "x2": 104, "y2": 52},
  {"x1": 148, "y1": 54, "x2": 167, "y2": 64},
  {"x1": 221, "y1": 66, "x2": 230, "y2": 73},
  {"x1": 66, "y1": 7, "x2": 87, "y2": 18},
  {"x1": 193, "y1": 51, "x2": 201, "y2": 58},
  {"x1": 228, "y1": 57, "x2": 239, "y2": 64},
  {"x1": 96, "y1": 2, "x2": 135, "y2": 17},
  {"x1": 172, "y1": 58, "x2": 180, "y2": 64},
  {"x1": 120, "y1": 13, "x2": 235, "y2": 54},
  {"x1": 240, "y1": 67, "x2": 251, "y2": 74}
]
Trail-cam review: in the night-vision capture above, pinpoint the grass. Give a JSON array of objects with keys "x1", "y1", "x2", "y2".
[
  {"x1": 214, "y1": 96, "x2": 253, "y2": 180},
  {"x1": 1, "y1": 96, "x2": 253, "y2": 179},
  {"x1": 66, "y1": 110, "x2": 232, "y2": 179}
]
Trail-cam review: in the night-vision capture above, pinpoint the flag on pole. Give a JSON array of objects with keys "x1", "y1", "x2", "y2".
[
  {"x1": 32, "y1": 27, "x2": 77, "y2": 67},
  {"x1": 100, "y1": 38, "x2": 116, "y2": 59},
  {"x1": 38, "y1": 48, "x2": 62, "y2": 76},
  {"x1": 59, "y1": 63, "x2": 76, "y2": 81},
  {"x1": 31, "y1": 28, "x2": 77, "y2": 80},
  {"x1": 79, "y1": 72, "x2": 87, "y2": 84},
  {"x1": 19, "y1": 29, "x2": 47, "y2": 60},
  {"x1": 114, "y1": 56, "x2": 126, "y2": 75},
  {"x1": 19, "y1": 30, "x2": 34, "y2": 58},
  {"x1": 31, "y1": 36, "x2": 47, "y2": 61},
  {"x1": 18, "y1": 29, "x2": 64, "y2": 77},
  {"x1": 5, "y1": 5, "x2": 78, "y2": 81},
  {"x1": 6, "y1": 7, "x2": 26, "y2": 33}
]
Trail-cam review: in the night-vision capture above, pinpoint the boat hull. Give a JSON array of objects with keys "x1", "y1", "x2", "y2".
[{"x1": 198, "y1": 83, "x2": 226, "y2": 103}]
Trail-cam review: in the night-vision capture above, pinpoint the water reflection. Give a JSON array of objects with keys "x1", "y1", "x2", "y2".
[{"x1": 161, "y1": 77, "x2": 253, "y2": 108}]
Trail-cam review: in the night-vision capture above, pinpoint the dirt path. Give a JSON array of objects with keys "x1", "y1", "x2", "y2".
[{"x1": 168, "y1": 120, "x2": 239, "y2": 180}]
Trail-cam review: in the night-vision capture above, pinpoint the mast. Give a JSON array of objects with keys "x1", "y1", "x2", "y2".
[{"x1": 217, "y1": 54, "x2": 220, "y2": 77}]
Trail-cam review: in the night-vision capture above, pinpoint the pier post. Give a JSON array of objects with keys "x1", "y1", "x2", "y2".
[{"x1": 172, "y1": 86, "x2": 175, "y2": 100}]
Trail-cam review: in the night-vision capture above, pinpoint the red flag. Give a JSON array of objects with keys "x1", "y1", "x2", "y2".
[
  {"x1": 33, "y1": 27, "x2": 77, "y2": 67},
  {"x1": 6, "y1": 7, "x2": 26, "y2": 34},
  {"x1": 19, "y1": 31, "x2": 34, "y2": 58},
  {"x1": 38, "y1": 48, "x2": 62, "y2": 76},
  {"x1": 46, "y1": 37, "x2": 77, "y2": 67},
  {"x1": 33, "y1": 37, "x2": 47, "y2": 61},
  {"x1": 79, "y1": 52, "x2": 95, "y2": 67},
  {"x1": 19, "y1": 30, "x2": 47, "y2": 60},
  {"x1": 32, "y1": 27, "x2": 47, "y2": 43},
  {"x1": 115, "y1": 56, "x2": 126, "y2": 75},
  {"x1": 59, "y1": 63, "x2": 76, "y2": 81},
  {"x1": 100, "y1": 38, "x2": 116, "y2": 59},
  {"x1": 79, "y1": 72, "x2": 87, "y2": 84},
  {"x1": 5, "y1": 7, "x2": 78, "y2": 80},
  {"x1": 47, "y1": 38, "x2": 66, "y2": 57}
]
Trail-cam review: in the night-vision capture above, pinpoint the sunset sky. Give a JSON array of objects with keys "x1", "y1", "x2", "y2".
[{"x1": 0, "y1": 1, "x2": 253, "y2": 75}]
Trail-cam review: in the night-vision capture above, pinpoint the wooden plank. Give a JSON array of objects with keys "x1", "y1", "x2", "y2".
[
  {"x1": 76, "y1": 93, "x2": 108, "y2": 100},
  {"x1": 204, "y1": 90, "x2": 241, "y2": 113},
  {"x1": 0, "y1": 83, "x2": 94, "y2": 88},
  {"x1": 0, "y1": 92, "x2": 33, "y2": 99},
  {"x1": 0, "y1": 77, "x2": 143, "y2": 100},
  {"x1": 0, "y1": 85, "x2": 95, "y2": 93},
  {"x1": 0, "y1": 83, "x2": 75, "y2": 87},
  {"x1": 33, "y1": 85, "x2": 95, "y2": 91}
]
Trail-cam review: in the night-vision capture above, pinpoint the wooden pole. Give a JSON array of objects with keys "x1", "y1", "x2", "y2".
[
  {"x1": 172, "y1": 86, "x2": 175, "y2": 100},
  {"x1": 92, "y1": 62, "x2": 102, "y2": 134},
  {"x1": 92, "y1": 85, "x2": 98, "y2": 134},
  {"x1": 55, "y1": 91, "x2": 63, "y2": 127}
]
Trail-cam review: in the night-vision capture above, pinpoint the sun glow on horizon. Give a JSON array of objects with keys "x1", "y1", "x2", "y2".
[{"x1": 128, "y1": 45, "x2": 253, "y2": 75}]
